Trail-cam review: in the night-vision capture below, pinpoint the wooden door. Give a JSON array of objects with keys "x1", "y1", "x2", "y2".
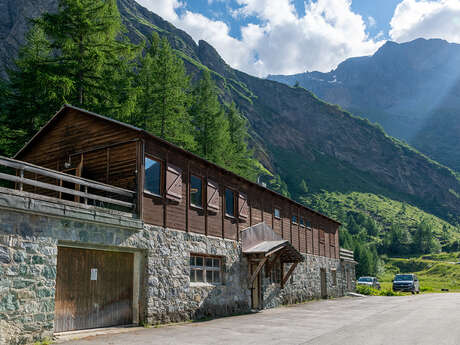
[
  {"x1": 55, "y1": 247, "x2": 134, "y2": 332},
  {"x1": 320, "y1": 268, "x2": 327, "y2": 299},
  {"x1": 251, "y1": 263, "x2": 261, "y2": 309}
]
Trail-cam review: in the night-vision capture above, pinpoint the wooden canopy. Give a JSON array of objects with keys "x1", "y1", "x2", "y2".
[{"x1": 242, "y1": 222, "x2": 304, "y2": 288}]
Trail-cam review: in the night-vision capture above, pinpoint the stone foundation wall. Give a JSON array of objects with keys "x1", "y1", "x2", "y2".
[
  {"x1": 0, "y1": 202, "x2": 354, "y2": 345},
  {"x1": 261, "y1": 255, "x2": 343, "y2": 308},
  {"x1": 0, "y1": 207, "x2": 250, "y2": 345}
]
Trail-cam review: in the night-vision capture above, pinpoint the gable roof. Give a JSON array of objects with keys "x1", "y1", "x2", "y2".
[{"x1": 15, "y1": 104, "x2": 341, "y2": 226}]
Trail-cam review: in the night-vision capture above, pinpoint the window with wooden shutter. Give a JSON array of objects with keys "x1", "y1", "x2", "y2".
[
  {"x1": 238, "y1": 193, "x2": 249, "y2": 219},
  {"x1": 165, "y1": 164, "x2": 182, "y2": 201},
  {"x1": 207, "y1": 180, "x2": 219, "y2": 211},
  {"x1": 319, "y1": 230, "x2": 325, "y2": 243}
]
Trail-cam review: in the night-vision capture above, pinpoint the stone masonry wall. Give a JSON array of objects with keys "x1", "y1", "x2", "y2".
[
  {"x1": 0, "y1": 202, "x2": 353, "y2": 345},
  {"x1": 261, "y1": 255, "x2": 343, "y2": 309},
  {"x1": 0, "y1": 207, "x2": 250, "y2": 345}
]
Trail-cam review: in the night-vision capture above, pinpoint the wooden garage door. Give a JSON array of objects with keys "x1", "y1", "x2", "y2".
[{"x1": 55, "y1": 247, "x2": 134, "y2": 332}]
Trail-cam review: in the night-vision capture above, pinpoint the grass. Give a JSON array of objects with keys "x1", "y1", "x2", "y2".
[{"x1": 378, "y1": 253, "x2": 460, "y2": 293}]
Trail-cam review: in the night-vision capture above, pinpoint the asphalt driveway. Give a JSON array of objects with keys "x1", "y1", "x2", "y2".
[{"x1": 60, "y1": 293, "x2": 460, "y2": 345}]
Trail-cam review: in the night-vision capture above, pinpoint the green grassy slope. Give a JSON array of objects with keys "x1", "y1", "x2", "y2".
[{"x1": 378, "y1": 253, "x2": 460, "y2": 292}]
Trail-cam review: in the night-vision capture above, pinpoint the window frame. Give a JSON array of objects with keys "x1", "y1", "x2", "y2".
[
  {"x1": 144, "y1": 155, "x2": 163, "y2": 198},
  {"x1": 189, "y1": 174, "x2": 204, "y2": 209},
  {"x1": 189, "y1": 253, "x2": 223, "y2": 285},
  {"x1": 274, "y1": 208, "x2": 281, "y2": 219},
  {"x1": 224, "y1": 188, "x2": 236, "y2": 218}
]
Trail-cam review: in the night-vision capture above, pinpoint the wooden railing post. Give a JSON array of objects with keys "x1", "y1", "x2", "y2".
[
  {"x1": 84, "y1": 185, "x2": 88, "y2": 205},
  {"x1": 19, "y1": 169, "x2": 24, "y2": 191}
]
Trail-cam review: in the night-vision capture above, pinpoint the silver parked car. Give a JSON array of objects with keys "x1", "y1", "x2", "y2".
[
  {"x1": 357, "y1": 276, "x2": 381, "y2": 290},
  {"x1": 393, "y1": 274, "x2": 420, "y2": 294}
]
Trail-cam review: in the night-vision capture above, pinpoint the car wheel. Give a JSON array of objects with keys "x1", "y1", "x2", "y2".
[{"x1": 411, "y1": 290, "x2": 415, "y2": 294}]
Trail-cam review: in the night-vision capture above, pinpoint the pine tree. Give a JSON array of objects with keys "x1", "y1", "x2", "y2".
[
  {"x1": 36, "y1": 0, "x2": 137, "y2": 115},
  {"x1": 190, "y1": 70, "x2": 231, "y2": 166},
  {"x1": 135, "y1": 35, "x2": 195, "y2": 150},
  {"x1": 224, "y1": 102, "x2": 257, "y2": 180},
  {"x1": 7, "y1": 24, "x2": 66, "y2": 136}
]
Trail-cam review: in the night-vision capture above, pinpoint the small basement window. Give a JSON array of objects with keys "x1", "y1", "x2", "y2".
[
  {"x1": 291, "y1": 215, "x2": 298, "y2": 224},
  {"x1": 190, "y1": 175, "x2": 203, "y2": 208},
  {"x1": 332, "y1": 269, "x2": 337, "y2": 286},
  {"x1": 225, "y1": 189, "x2": 235, "y2": 217},
  {"x1": 145, "y1": 157, "x2": 161, "y2": 196},
  {"x1": 190, "y1": 254, "x2": 222, "y2": 284},
  {"x1": 274, "y1": 208, "x2": 281, "y2": 219}
]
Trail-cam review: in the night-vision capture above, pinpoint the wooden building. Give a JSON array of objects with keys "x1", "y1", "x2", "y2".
[{"x1": 0, "y1": 105, "x2": 356, "y2": 342}]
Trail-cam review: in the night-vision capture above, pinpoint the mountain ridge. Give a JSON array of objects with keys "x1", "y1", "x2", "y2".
[
  {"x1": 268, "y1": 38, "x2": 460, "y2": 172},
  {"x1": 0, "y1": 0, "x2": 459, "y2": 227}
]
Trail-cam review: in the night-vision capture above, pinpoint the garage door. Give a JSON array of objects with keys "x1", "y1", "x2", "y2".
[{"x1": 54, "y1": 247, "x2": 134, "y2": 332}]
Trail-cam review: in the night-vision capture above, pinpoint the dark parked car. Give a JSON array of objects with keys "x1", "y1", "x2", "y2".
[
  {"x1": 357, "y1": 276, "x2": 381, "y2": 290},
  {"x1": 393, "y1": 274, "x2": 420, "y2": 294}
]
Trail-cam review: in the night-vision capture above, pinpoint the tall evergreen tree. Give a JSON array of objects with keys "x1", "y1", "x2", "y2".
[
  {"x1": 134, "y1": 35, "x2": 195, "y2": 150},
  {"x1": 190, "y1": 70, "x2": 230, "y2": 166},
  {"x1": 224, "y1": 101, "x2": 257, "y2": 180},
  {"x1": 36, "y1": 0, "x2": 137, "y2": 116},
  {"x1": 7, "y1": 24, "x2": 66, "y2": 136}
]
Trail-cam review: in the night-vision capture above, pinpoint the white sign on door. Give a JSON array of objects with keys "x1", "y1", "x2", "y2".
[{"x1": 90, "y1": 268, "x2": 98, "y2": 281}]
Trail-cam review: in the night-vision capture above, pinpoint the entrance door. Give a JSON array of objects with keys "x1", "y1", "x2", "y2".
[
  {"x1": 55, "y1": 247, "x2": 134, "y2": 332},
  {"x1": 251, "y1": 262, "x2": 261, "y2": 309},
  {"x1": 320, "y1": 268, "x2": 327, "y2": 299}
]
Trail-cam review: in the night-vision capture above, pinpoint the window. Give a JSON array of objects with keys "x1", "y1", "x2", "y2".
[
  {"x1": 291, "y1": 215, "x2": 297, "y2": 224},
  {"x1": 190, "y1": 254, "x2": 222, "y2": 284},
  {"x1": 332, "y1": 269, "x2": 337, "y2": 286},
  {"x1": 300, "y1": 217, "x2": 305, "y2": 227},
  {"x1": 145, "y1": 157, "x2": 161, "y2": 196},
  {"x1": 305, "y1": 219, "x2": 312, "y2": 228},
  {"x1": 274, "y1": 208, "x2": 281, "y2": 219},
  {"x1": 225, "y1": 189, "x2": 235, "y2": 217},
  {"x1": 190, "y1": 175, "x2": 203, "y2": 208}
]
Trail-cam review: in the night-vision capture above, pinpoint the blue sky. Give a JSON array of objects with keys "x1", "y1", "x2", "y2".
[
  {"x1": 178, "y1": 0, "x2": 401, "y2": 40},
  {"x1": 136, "y1": 0, "x2": 460, "y2": 77}
]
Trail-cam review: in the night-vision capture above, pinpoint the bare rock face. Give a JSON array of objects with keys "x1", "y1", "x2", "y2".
[{"x1": 0, "y1": 0, "x2": 57, "y2": 77}]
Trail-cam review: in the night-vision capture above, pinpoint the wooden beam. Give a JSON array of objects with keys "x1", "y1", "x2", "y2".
[
  {"x1": 0, "y1": 156, "x2": 134, "y2": 197},
  {"x1": 0, "y1": 173, "x2": 133, "y2": 209},
  {"x1": 248, "y1": 257, "x2": 268, "y2": 288},
  {"x1": 265, "y1": 250, "x2": 282, "y2": 277},
  {"x1": 281, "y1": 262, "x2": 298, "y2": 288}
]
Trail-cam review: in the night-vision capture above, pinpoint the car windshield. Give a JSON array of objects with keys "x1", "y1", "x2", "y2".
[
  {"x1": 394, "y1": 275, "x2": 413, "y2": 281},
  {"x1": 358, "y1": 277, "x2": 373, "y2": 282}
]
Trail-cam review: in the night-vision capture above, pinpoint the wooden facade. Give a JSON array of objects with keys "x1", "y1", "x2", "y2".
[{"x1": 16, "y1": 105, "x2": 340, "y2": 260}]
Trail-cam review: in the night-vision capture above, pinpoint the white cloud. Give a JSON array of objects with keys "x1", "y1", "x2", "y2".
[
  {"x1": 368, "y1": 16, "x2": 376, "y2": 27},
  {"x1": 390, "y1": 0, "x2": 460, "y2": 43},
  {"x1": 135, "y1": 0, "x2": 384, "y2": 77}
]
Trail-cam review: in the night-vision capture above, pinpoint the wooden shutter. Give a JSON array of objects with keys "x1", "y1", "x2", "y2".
[
  {"x1": 238, "y1": 193, "x2": 249, "y2": 219},
  {"x1": 207, "y1": 180, "x2": 219, "y2": 211},
  {"x1": 166, "y1": 164, "x2": 182, "y2": 201}
]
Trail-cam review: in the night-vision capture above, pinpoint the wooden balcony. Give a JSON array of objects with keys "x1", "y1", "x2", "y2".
[
  {"x1": 339, "y1": 248, "x2": 355, "y2": 262},
  {"x1": 0, "y1": 156, "x2": 137, "y2": 217}
]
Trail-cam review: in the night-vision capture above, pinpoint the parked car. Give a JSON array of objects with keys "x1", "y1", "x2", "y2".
[
  {"x1": 392, "y1": 274, "x2": 420, "y2": 294},
  {"x1": 357, "y1": 276, "x2": 381, "y2": 290}
]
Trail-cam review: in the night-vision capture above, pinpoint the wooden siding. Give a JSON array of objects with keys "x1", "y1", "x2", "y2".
[{"x1": 17, "y1": 106, "x2": 341, "y2": 258}]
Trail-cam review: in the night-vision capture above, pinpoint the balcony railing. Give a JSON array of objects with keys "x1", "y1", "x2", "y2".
[
  {"x1": 339, "y1": 248, "x2": 355, "y2": 261},
  {"x1": 0, "y1": 156, "x2": 136, "y2": 214}
]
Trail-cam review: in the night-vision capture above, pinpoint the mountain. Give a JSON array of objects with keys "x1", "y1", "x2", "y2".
[
  {"x1": 268, "y1": 39, "x2": 460, "y2": 172},
  {"x1": 1, "y1": 0, "x2": 460, "y2": 232}
]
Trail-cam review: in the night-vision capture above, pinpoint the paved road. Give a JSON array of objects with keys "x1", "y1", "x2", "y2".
[{"x1": 61, "y1": 293, "x2": 460, "y2": 345}]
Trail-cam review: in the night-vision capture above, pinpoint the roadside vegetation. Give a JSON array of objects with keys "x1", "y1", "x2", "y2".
[{"x1": 377, "y1": 253, "x2": 460, "y2": 293}]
